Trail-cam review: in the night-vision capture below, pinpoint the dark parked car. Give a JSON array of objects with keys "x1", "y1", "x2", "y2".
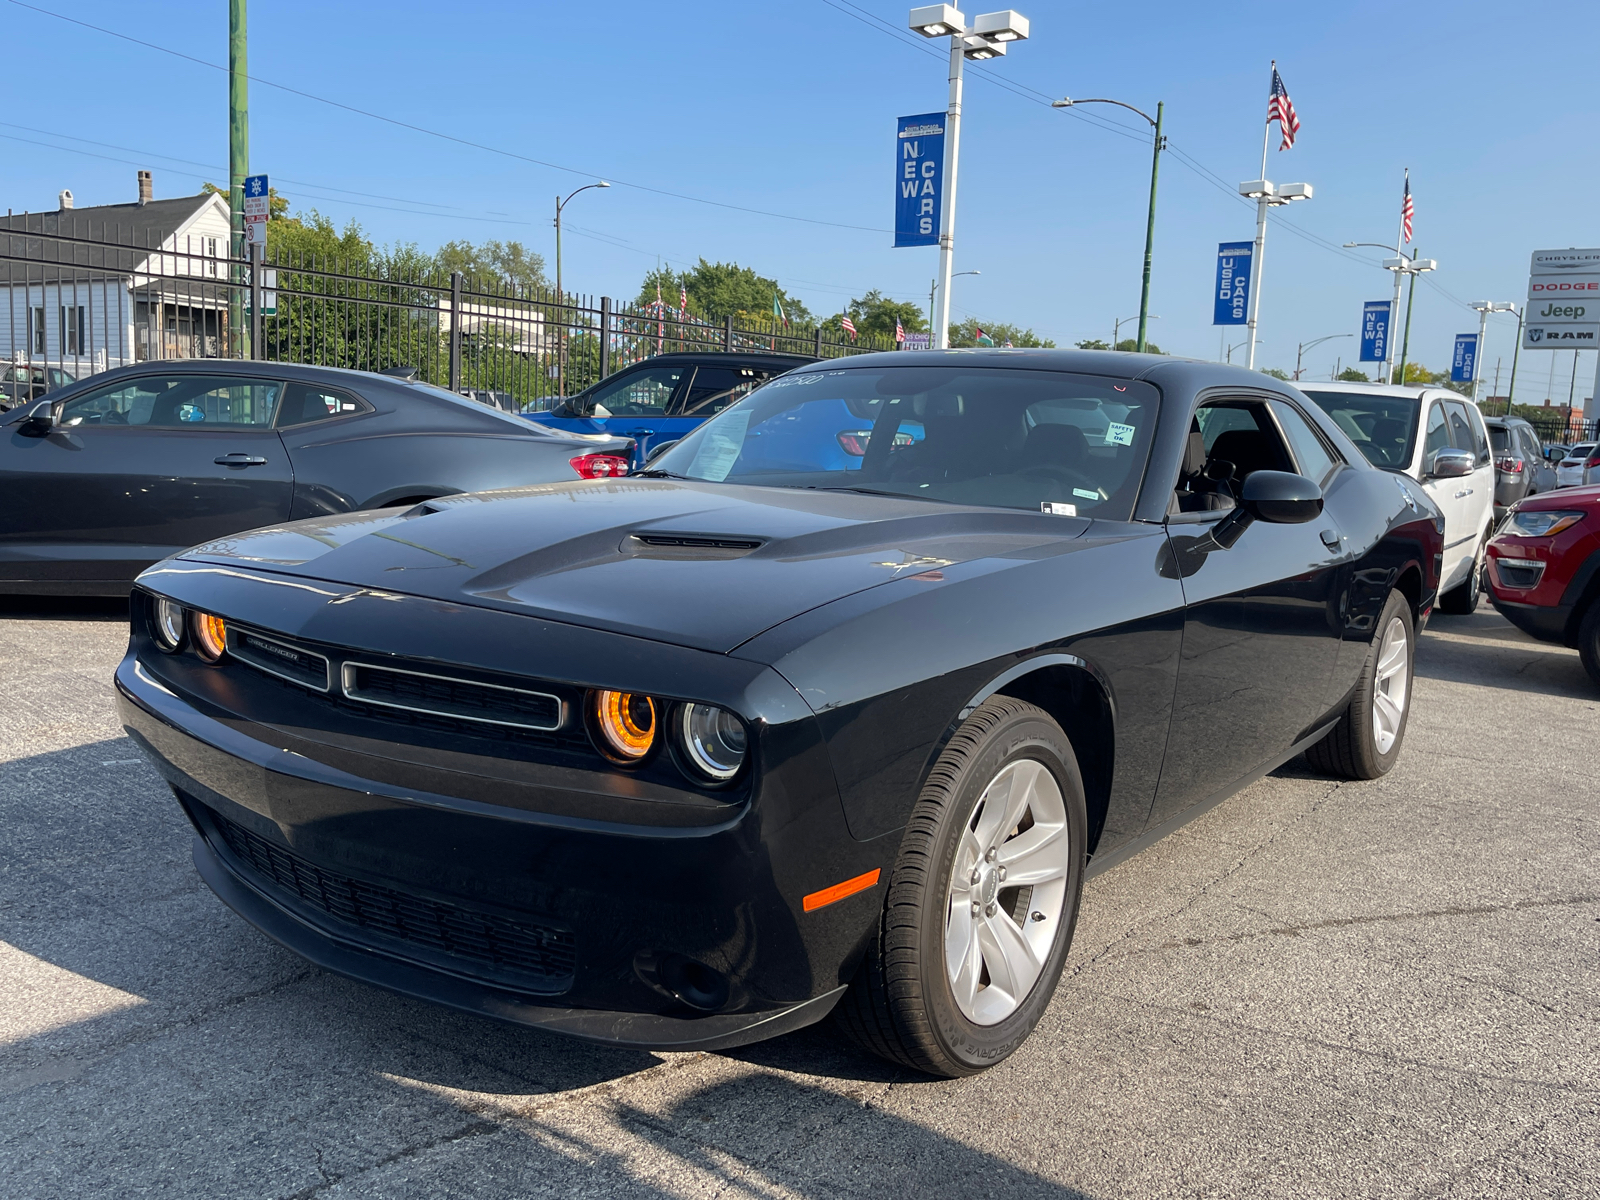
[
  {"x1": 118, "y1": 350, "x2": 1443, "y2": 1077},
  {"x1": 1, "y1": 363, "x2": 76, "y2": 409},
  {"x1": 1486, "y1": 484, "x2": 1600, "y2": 686},
  {"x1": 0, "y1": 360, "x2": 632, "y2": 595},
  {"x1": 533, "y1": 351, "x2": 815, "y2": 466},
  {"x1": 1485, "y1": 416, "x2": 1556, "y2": 515}
]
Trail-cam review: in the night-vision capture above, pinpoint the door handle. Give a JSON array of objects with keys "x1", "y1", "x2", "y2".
[
  {"x1": 215, "y1": 453, "x2": 269, "y2": 466},
  {"x1": 632, "y1": 429, "x2": 656, "y2": 438},
  {"x1": 1454, "y1": 488, "x2": 1473, "y2": 498},
  {"x1": 1319, "y1": 529, "x2": 1341, "y2": 550}
]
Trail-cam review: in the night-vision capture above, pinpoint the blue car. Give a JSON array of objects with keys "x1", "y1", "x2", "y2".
[{"x1": 529, "y1": 352, "x2": 815, "y2": 467}]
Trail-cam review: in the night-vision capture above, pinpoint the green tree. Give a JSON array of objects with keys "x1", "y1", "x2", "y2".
[
  {"x1": 202, "y1": 181, "x2": 290, "y2": 220},
  {"x1": 948, "y1": 318, "x2": 1055, "y2": 348},
  {"x1": 1074, "y1": 338, "x2": 1111, "y2": 350},
  {"x1": 1112, "y1": 338, "x2": 1162, "y2": 354},
  {"x1": 1336, "y1": 367, "x2": 1370, "y2": 382},
  {"x1": 820, "y1": 289, "x2": 927, "y2": 341},
  {"x1": 1260, "y1": 367, "x2": 1292, "y2": 380},
  {"x1": 434, "y1": 239, "x2": 548, "y2": 294},
  {"x1": 636, "y1": 260, "x2": 811, "y2": 325}
]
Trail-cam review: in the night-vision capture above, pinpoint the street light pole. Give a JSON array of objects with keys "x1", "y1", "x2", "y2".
[
  {"x1": 1293, "y1": 333, "x2": 1352, "y2": 380},
  {"x1": 1507, "y1": 303, "x2": 1524, "y2": 416},
  {"x1": 553, "y1": 181, "x2": 609, "y2": 398},
  {"x1": 910, "y1": 8, "x2": 1029, "y2": 349},
  {"x1": 1053, "y1": 96, "x2": 1164, "y2": 353},
  {"x1": 931, "y1": 270, "x2": 980, "y2": 340},
  {"x1": 1467, "y1": 301, "x2": 1515, "y2": 404},
  {"x1": 1397, "y1": 253, "x2": 1420, "y2": 386}
]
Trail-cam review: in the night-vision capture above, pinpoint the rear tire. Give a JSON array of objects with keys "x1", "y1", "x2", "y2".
[
  {"x1": 1578, "y1": 603, "x2": 1600, "y2": 690},
  {"x1": 834, "y1": 696, "x2": 1086, "y2": 1077},
  {"x1": 1304, "y1": 589, "x2": 1415, "y2": 780},
  {"x1": 1438, "y1": 533, "x2": 1485, "y2": 614}
]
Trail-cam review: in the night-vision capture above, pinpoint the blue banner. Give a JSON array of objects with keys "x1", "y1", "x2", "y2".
[
  {"x1": 1213, "y1": 242, "x2": 1252, "y2": 325},
  {"x1": 1359, "y1": 301, "x2": 1392, "y2": 362},
  {"x1": 894, "y1": 113, "x2": 945, "y2": 248},
  {"x1": 1451, "y1": 333, "x2": 1479, "y2": 383}
]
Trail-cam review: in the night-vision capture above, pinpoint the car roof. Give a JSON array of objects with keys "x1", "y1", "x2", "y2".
[{"x1": 614, "y1": 351, "x2": 817, "y2": 367}]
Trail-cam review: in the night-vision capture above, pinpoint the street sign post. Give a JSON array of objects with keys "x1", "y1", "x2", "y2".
[
  {"x1": 1213, "y1": 242, "x2": 1252, "y2": 325},
  {"x1": 1359, "y1": 301, "x2": 1392, "y2": 363},
  {"x1": 243, "y1": 173, "x2": 269, "y2": 246},
  {"x1": 1451, "y1": 333, "x2": 1479, "y2": 383},
  {"x1": 1526, "y1": 248, "x2": 1600, "y2": 419},
  {"x1": 894, "y1": 115, "x2": 945, "y2": 248}
]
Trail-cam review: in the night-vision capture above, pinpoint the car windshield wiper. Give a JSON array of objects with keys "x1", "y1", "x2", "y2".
[
  {"x1": 632, "y1": 468, "x2": 692, "y2": 479},
  {"x1": 804, "y1": 485, "x2": 948, "y2": 502}
]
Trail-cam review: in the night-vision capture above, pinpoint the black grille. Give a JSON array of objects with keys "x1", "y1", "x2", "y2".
[
  {"x1": 343, "y1": 662, "x2": 563, "y2": 731},
  {"x1": 213, "y1": 814, "x2": 575, "y2": 986},
  {"x1": 634, "y1": 534, "x2": 763, "y2": 550}
]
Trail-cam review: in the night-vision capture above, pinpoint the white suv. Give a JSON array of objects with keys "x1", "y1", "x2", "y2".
[{"x1": 1300, "y1": 382, "x2": 1496, "y2": 614}]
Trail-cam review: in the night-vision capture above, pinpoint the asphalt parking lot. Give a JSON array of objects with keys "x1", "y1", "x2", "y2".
[{"x1": 2, "y1": 597, "x2": 1597, "y2": 1200}]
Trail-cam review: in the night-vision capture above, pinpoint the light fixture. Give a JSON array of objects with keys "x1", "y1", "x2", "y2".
[
  {"x1": 1239, "y1": 180, "x2": 1275, "y2": 199},
  {"x1": 1412, "y1": 258, "x2": 1437, "y2": 272},
  {"x1": 1382, "y1": 257, "x2": 1410, "y2": 271},
  {"x1": 191, "y1": 611, "x2": 227, "y2": 662},
  {"x1": 962, "y1": 34, "x2": 1005, "y2": 58},
  {"x1": 674, "y1": 703, "x2": 748, "y2": 783},
  {"x1": 972, "y1": 9, "x2": 1028, "y2": 40},
  {"x1": 590, "y1": 689, "x2": 657, "y2": 762},
  {"x1": 152, "y1": 598, "x2": 186, "y2": 652},
  {"x1": 909, "y1": 3, "x2": 965, "y2": 35},
  {"x1": 1276, "y1": 182, "x2": 1313, "y2": 201}
]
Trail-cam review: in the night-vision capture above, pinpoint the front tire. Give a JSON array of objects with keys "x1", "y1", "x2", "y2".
[
  {"x1": 835, "y1": 697, "x2": 1086, "y2": 1077},
  {"x1": 1304, "y1": 589, "x2": 1415, "y2": 780},
  {"x1": 1438, "y1": 532, "x2": 1486, "y2": 614},
  {"x1": 1577, "y1": 603, "x2": 1600, "y2": 689}
]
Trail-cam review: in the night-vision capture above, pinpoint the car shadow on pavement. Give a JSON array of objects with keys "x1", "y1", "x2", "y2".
[
  {"x1": 0, "y1": 594, "x2": 129, "y2": 621},
  {"x1": 1417, "y1": 612, "x2": 1594, "y2": 700},
  {"x1": 1, "y1": 736, "x2": 1096, "y2": 1199}
]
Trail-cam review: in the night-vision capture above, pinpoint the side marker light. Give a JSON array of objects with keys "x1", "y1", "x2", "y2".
[{"x1": 803, "y1": 868, "x2": 882, "y2": 913}]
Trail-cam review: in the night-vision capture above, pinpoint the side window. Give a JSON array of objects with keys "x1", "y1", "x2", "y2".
[
  {"x1": 582, "y1": 367, "x2": 684, "y2": 417},
  {"x1": 1174, "y1": 400, "x2": 1296, "y2": 512},
  {"x1": 1443, "y1": 401, "x2": 1481, "y2": 461},
  {"x1": 57, "y1": 375, "x2": 281, "y2": 428},
  {"x1": 677, "y1": 366, "x2": 771, "y2": 417},
  {"x1": 1270, "y1": 399, "x2": 1339, "y2": 485},
  {"x1": 1422, "y1": 403, "x2": 1451, "y2": 460},
  {"x1": 1460, "y1": 402, "x2": 1491, "y2": 465},
  {"x1": 1522, "y1": 428, "x2": 1544, "y2": 461},
  {"x1": 277, "y1": 383, "x2": 367, "y2": 427}
]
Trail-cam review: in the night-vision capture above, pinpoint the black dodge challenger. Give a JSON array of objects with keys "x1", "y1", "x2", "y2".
[{"x1": 117, "y1": 350, "x2": 1445, "y2": 1076}]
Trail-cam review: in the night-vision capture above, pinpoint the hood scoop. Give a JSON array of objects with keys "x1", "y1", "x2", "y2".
[{"x1": 626, "y1": 532, "x2": 765, "y2": 560}]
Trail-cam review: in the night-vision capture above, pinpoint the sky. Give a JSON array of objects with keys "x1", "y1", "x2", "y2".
[{"x1": 5, "y1": 0, "x2": 1599, "y2": 399}]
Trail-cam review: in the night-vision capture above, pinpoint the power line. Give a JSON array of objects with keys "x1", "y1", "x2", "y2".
[{"x1": 5, "y1": 0, "x2": 890, "y2": 235}]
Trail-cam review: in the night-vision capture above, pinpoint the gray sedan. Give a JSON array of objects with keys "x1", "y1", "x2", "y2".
[{"x1": 0, "y1": 361, "x2": 632, "y2": 595}]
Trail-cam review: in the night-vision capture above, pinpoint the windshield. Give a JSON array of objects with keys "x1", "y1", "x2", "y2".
[
  {"x1": 648, "y1": 366, "x2": 1158, "y2": 519},
  {"x1": 1301, "y1": 389, "x2": 1418, "y2": 469}
]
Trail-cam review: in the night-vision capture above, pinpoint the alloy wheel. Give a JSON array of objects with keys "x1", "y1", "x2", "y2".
[
  {"x1": 1371, "y1": 615, "x2": 1410, "y2": 756},
  {"x1": 943, "y1": 759, "x2": 1070, "y2": 1026}
]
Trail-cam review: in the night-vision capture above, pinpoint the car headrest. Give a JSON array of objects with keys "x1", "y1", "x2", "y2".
[{"x1": 1021, "y1": 422, "x2": 1088, "y2": 468}]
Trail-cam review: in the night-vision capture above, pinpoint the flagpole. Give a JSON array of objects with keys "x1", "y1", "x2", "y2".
[
  {"x1": 1259, "y1": 61, "x2": 1273, "y2": 181},
  {"x1": 1386, "y1": 168, "x2": 1409, "y2": 386},
  {"x1": 1245, "y1": 64, "x2": 1274, "y2": 371}
]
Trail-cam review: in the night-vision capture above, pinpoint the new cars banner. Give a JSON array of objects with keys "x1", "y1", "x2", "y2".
[
  {"x1": 1360, "y1": 301, "x2": 1392, "y2": 362},
  {"x1": 895, "y1": 114, "x2": 945, "y2": 248},
  {"x1": 1213, "y1": 243, "x2": 1252, "y2": 325}
]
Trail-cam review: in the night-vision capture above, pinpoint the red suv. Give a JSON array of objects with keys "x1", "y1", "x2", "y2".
[{"x1": 1486, "y1": 486, "x2": 1600, "y2": 685}]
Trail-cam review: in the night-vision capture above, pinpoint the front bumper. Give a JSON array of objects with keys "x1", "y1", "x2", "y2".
[{"x1": 117, "y1": 646, "x2": 878, "y2": 1051}]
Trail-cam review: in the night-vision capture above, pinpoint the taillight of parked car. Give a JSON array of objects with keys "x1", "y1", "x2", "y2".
[
  {"x1": 1588, "y1": 453, "x2": 1600, "y2": 469},
  {"x1": 1496, "y1": 456, "x2": 1524, "y2": 474},
  {"x1": 569, "y1": 452, "x2": 632, "y2": 479},
  {"x1": 1506, "y1": 509, "x2": 1586, "y2": 538},
  {"x1": 836, "y1": 430, "x2": 916, "y2": 456}
]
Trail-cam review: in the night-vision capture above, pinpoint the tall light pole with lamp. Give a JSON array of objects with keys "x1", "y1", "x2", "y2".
[
  {"x1": 1467, "y1": 301, "x2": 1516, "y2": 404},
  {"x1": 908, "y1": 6, "x2": 1030, "y2": 349},
  {"x1": 1294, "y1": 333, "x2": 1352, "y2": 380},
  {"x1": 931, "y1": 269, "x2": 980, "y2": 337},
  {"x1": 1052, "y1": 97, "x2": 1164, "y2": 353},
  {"x1": 1238, "y1": 176, "x2": 1312, "y2": 370},
  {"x1": 1390, "y1": 252, "x2": 1436, "y2": 386},
  {"x1": 1342, "y1": 241, "x2": 1432, "y2": 385},
  {"x1": 553, "y1": 181, "x2": 609, "y2": 397},
  {"x1": 1112, "y1": 312, "x2": 1159, "y2": 349}
]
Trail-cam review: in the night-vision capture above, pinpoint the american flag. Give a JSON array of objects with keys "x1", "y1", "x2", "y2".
[
  {"x1": 1400, "y1": 171, "x2": 1414, "y2": 244},
  {"x1": 679, "y1": 284, "x2": 688, "y2": 318},
  {"x1": 895, "y1": 319, "x2": 905, "y2": 344},
  {"x1": 1267, "y1": 65, "x2": 1300, "y2": 151},
  {"x1": 840, "y1": 314, "x2": 857, "y2": 340}
]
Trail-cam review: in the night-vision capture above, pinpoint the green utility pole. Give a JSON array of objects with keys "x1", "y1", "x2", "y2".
[
  {"x1": 1506, "y1": 304, "x2": 1524, "y2": 415},
  {"x1": 229, "y1": 0, "x2": 249, "y2": 358},
  {"x1": 1135, "y1": 101, "x2": 1164, "y2": 354},
  {"x1": 1396, "y1": 255, "x2": 1419, "y2": 386}
]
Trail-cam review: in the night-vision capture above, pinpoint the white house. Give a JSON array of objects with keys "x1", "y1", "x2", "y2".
[{"x1": 1, "y1": 172, "x2": 235, "y2": 381}]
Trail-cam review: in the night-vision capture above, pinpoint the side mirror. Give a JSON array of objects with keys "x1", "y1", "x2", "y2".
[
  {"x1": 1206, "y1": 470, "x2": 1323, "y2": 550},
  {"x1": 20, "y1": 400, "x2": 54, "y2": 436},
  {"x1": 1427, "y1": 448, "x2": 1474, "y2": 478},
  {"x1": 643, "y1": 438, "x2": 680, "y2": 467}
]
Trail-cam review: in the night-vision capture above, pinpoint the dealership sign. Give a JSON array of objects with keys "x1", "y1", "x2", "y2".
[
  {"x1": 1359, "y1": 300, "x2": 1392, "y2": 362},
  {"x1": 894, "y1": 114, "x2": 945, "y2": 248},
  {"x1": 1524, "y1": 248, "x2": 1600, "y2": 349},
  {"x1": 1213, "y1": 242, "x2": 1252, "y2": 325}
]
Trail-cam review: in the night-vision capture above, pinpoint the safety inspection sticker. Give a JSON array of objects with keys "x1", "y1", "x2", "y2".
[
  {"x1": 1104, "y1": 422, "x2": 1135, "y2": 446},
  {"x1": 1042, "y1": 502, "x2": 1077, "y2": 516}
]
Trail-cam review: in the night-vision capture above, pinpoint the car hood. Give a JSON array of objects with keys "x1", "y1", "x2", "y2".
[{"x1": 174, "y1": 480, "x2": 1088, "y2": 653}]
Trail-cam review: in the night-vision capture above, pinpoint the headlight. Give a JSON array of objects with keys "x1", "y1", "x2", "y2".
[
  {"x1": 191, "y1": 611, "x2": 228, "y2": 662},
  {"x1": 590, "y1": 690, "x2": 657, "y2": 762},
  {"x1": 152, "y1": 598, "x2": 186, "y2": 652},
  {"x1": 675, "y1": 702, "x2": 748, "y2": 782},
  {"x1": 1508, "y1": 509, "x2": 1585, "y2": 538}
]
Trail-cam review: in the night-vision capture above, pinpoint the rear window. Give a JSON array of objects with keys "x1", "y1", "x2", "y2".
[
  {"x1": 1570, "y1": 444, "x2": 1597, "y2": 459},
  {"x1": 1488, "y1": 426, "x2": 1510, "y2": 453}
]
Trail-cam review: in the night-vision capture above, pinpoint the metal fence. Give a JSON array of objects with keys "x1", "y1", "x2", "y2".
[{"x1": 1, "y1": 221, "x2": 894, "y2": 409}]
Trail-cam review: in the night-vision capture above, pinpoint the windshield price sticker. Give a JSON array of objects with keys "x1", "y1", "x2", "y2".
[
  {"x1": 686, "y1": 410, "x2": 752, "y2": 482},
  {"x1": 1104, "y1": 422, "x2": 1135, "y2": 446}
]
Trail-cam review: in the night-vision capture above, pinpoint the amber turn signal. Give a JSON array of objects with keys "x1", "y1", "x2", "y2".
[
  {"x1": 191, "y1": 611, "x2": 227, "y2": 662},
  {"x1": 590, "y1": 690, "x2": 656, "y2": 761},
  {"x1": 802, "y1": 868, "x2": 881, "y2": 913}
]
